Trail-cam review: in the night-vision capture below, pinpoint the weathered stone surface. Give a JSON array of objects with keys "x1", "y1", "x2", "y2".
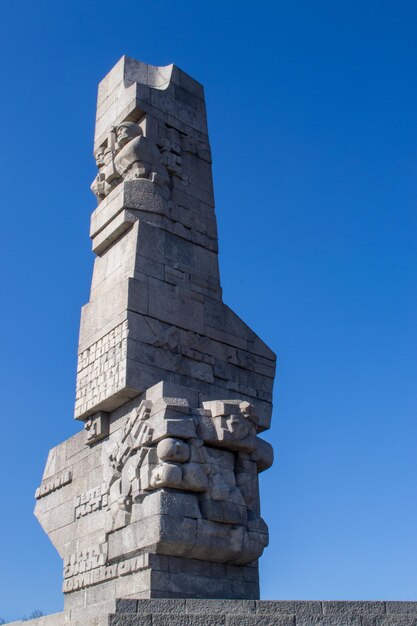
[
  {"x1": 322, "y1": 601, "x2": 386, "y2": 615},
  {"x1": 186, "y1": 599, "x2": 256, "y2": 614},
  {"x1": 386, "y1": 605, "x2": 417, "y2": 615},
  {"x1": 110, "y1": 616, "x2": 152, "y2": 626},
  {"x1": 256, "y1": 601, "x2": 322, "y2": 615},
  {"x1": 296, "y1": 617, "x2": 361, "y2": 626},
  {"x1": 227, "y1": 617, "x2": 294, "y2": 626},
  {"x1": 152, "y1": 617, "x2": 225, "y2": 626},
  {"x1": 362, "y1": 618, "x2": 417, "y2": 626}
]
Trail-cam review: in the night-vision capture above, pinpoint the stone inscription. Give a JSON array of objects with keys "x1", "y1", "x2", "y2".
[
  {"x1": 74, "y1": 483, "x2": 108, "y2": 518},
  {"x1": 35, "y1": 471, "x2": 72, "y2": 500},
  {"x1": 63, "y1": 553, "x2": 148, "y2": 593},
  {"x1": 75, "y1": 321, "x2": 128, "y2": 417},
  {"x1": 63, "y1": 545, "x2": 107, "y2": 579}
]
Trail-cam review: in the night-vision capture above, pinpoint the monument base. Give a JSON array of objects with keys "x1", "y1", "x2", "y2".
[
  {"x1": 63, "y1": 554, "x2": 259, "y2": 609},
  {"x1": 7, "y1": 599, "x2": 417, "y2": 626}
]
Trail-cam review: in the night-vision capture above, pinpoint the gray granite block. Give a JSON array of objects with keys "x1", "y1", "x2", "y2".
[
  {"x1": 153, "y1": 617, "x2": 226, "y2": 626},
  {"x1": 296, "y1": 617, "x2": 362, "y2": 626},
  {"x1": 135, "y1": 599, "x2": 187, "y2": 615},
  {"x1": 116, "y1": 599, "x2": 139, "y2": 613},
  {"x1": 110, "y1": 616, "x2": 152, "y2": 626},
  {"x1": 322, "y1": 601, "x2": 386, "y2": 615},
  {"x1": 362, "y1": 618, "x2": 417, "y2": 626},
  {"x1": 227, "y1": 617, "x2": 295, "y2": 626},
  {"x1": 257, "y1": 601, "x2": 323, "y2": 615},
  {"x1": 386, "y1": 604, "x2": 417, "y2": 615},
  {"x1": 185, "y1": 599, "x2": 256, "y2": 614}
]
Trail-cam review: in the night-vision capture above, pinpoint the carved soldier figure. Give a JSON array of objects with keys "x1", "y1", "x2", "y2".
[
  {"x1": 90, "y1": 146, "x2": 106, "y2": 202},
  {"x1": 90, "y1": 142, "x2": 119, "y2": 202},
  {"x1": 112, "y1": 121, "x2": 169, "y2": 191}
]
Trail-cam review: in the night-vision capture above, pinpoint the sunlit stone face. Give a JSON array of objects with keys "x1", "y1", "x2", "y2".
[
  {"x1": 116, "y1": 122, "x2": 142, "y2": 147},
  {"x1": 94, "y1": 147, "x2": 105, "y2": 168}
]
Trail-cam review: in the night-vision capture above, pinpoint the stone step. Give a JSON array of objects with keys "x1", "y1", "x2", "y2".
[
  {"x1": 109, "y1": 600, "x2": 417, "y2": 626},
  {"x1": 109, "y1": 613, "x2": 417, "y2": 626}
]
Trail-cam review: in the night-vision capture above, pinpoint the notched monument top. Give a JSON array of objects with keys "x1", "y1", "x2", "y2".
[
  {"x1": 95, "y1": 55, "x2": 207, "y2": 151},
  {"x1": 35, "y1": 55, "x2": 276, "y2": 614}
]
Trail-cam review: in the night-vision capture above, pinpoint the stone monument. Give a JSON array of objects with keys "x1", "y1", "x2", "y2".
[
  {"x1": 34, "y1": 55, "x2": 276, "y2": 622},
  {"x1": 28, "y1": 55, "x2": 416, "y2": 626}
]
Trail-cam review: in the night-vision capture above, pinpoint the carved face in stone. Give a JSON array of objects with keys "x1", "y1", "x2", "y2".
[
  {"x1": 157, "y1": 437, "x2": 190, "y2": 463},
  {"x1": 94, "y1": 147, "x2": 105, "y2": 168},
  {"x1": 116, "y1": 122, "x2": 143, "y2": 148}
]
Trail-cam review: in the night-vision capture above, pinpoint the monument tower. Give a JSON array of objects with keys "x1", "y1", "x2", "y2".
[
  {"x1": 29, "y1": 55, "x2": 417, "y2": 626},
  {"x1": 34, "y1": 56, "x2": 276, "y2": 619}
]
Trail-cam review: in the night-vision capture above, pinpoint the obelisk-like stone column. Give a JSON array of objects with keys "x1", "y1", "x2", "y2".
[{"x1": 35, "y1": 56, "x2": 276, "y2": 612}]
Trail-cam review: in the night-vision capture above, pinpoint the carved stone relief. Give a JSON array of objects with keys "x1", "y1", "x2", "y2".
[
  {"x1": 104, "y1": 400, "x2": 153, "y2": 532},
  {"x1": 91, "y1": 120, "x2": 172, "y2": 203},
  {"x1": 81, "y1": 396, "x2": 271, "y2": 539},
  {"x1": 84, "y1": 412, "x2": 110, "y2": 446},
  {"x1": 50, "y1": 393, "x2": 271, "y2": 595}
]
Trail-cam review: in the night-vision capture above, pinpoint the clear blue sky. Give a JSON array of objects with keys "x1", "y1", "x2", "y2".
[{"x1": 0, "y1": 1, "x2": 416, "y2": 621}]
